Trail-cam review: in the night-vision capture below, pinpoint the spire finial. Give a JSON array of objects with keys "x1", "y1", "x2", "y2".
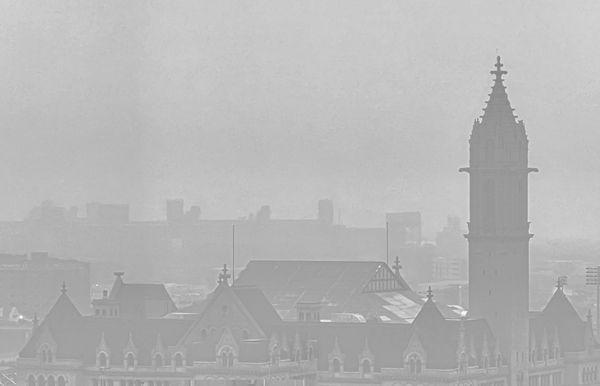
[
  {"x1": 61, "y1": 281, "x2": 67, "y2": 294},
  {"x1": 426, "y1": 286, "x2": 433, "y2": 300},
  {"x1": 490, "y1": 56, "x2": 507, "y2": 82},
  {"x1": 218, "y1": 263, "x2": 231, "y2": 285}
]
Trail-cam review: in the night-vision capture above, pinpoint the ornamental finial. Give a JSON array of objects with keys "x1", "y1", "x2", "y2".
[{"x1": 491, "y1": 56, "x2": 507, "y2": 82}]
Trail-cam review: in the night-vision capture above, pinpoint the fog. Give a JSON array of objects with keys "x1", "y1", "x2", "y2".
[{"x1": 1, "y1": 0, "x2": 599, "y2": 239}]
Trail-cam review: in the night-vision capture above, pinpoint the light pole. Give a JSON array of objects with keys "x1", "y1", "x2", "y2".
[{"x1": 585, "y1": 267, "x2": 600, "y2": 336}]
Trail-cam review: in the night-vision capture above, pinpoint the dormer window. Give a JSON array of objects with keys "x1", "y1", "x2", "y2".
[
  {"x1": 98, "y1": 352, "x2": 109, "y2": 368},
  {"x1": 154, "y1": 353, "x2": 163, "y2": 367},
  {"x1": 332, "y1": 358, "x2": 342, "y2": 374},
  {"x1": 125, "y1": 352, "x2": 135, "y2": 369},
  {"x1": 361, "y1": 359, "x2": 372, "y2": 375},
  {"x1": 174, "y1": 352, "x2": 184, "y2": 368}
]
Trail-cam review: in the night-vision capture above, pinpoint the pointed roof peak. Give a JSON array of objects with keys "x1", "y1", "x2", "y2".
[
  {"x1": 479, "y1": 56, "x2": 517, "y2": 125},
  {"x1": 413, "y1": 288, "x2": 445, "y2": 327}
]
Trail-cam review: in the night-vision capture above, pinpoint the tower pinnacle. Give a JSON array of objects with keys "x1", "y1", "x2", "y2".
[{"x1": 491, "y1": 56, "x2": 507, "y2": 82}]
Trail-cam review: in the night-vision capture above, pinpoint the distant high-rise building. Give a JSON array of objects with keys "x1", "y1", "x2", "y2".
[
  {"x1": 166, "y1": 199, "x2": 185, "y2": 222},
  {"x1": 461, "y1": 56, "x2": 537, "y2": 383}
]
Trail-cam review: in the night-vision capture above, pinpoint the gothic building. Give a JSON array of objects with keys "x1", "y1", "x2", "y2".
[
  {"x1": 14, "y1": 58, "x2": 600, "y2": 386},
  {"x1": 460, "y1": 56, "x2": 538, "y2": 384}
]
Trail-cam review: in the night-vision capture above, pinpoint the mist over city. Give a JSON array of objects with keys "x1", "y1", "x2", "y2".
[{"x1": 1, "y1": 2, "x2": 600, "y2": 386}]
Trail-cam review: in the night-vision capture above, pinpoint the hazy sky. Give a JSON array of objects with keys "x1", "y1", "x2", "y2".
[{"x1": 0, "y1": 0, "x2": 599, "y2": 240}]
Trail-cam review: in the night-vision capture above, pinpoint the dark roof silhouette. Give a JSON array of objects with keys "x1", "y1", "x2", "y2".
[
  {"x1": 529, "y1": 286, "x2": 594, "y2": 353},
  {"x1": 235, "y1": 260, "x2": 458, "y2": 322}
]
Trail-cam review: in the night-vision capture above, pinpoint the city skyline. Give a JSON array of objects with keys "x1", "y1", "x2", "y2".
[{"x1": 1, "y1": 1, "x2": 600, "y2": 239}]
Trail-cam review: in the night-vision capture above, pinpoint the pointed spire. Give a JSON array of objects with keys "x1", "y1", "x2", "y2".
[
  {"x1": 479, "y1": 55, "x2": 516, "y2": 125},
  {"x1": 61, "y1": 281, "x2": 67, "y2": 294}
]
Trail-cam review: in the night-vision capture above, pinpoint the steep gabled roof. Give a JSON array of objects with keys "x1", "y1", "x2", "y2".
[
  {"x1": 234, "y1": 260, "x2": 456, "y2": 322},
  {"x1": 531, "y1": 287, "x2": 592, "y2": 353}
]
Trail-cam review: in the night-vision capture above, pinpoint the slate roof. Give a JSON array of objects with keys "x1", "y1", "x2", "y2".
[
  {"x1": 235, "y1": 260, "x2": 458, "y2": 322},
  {"x1": 21, "y1": 292, "x2": 192, "y2": 365}
]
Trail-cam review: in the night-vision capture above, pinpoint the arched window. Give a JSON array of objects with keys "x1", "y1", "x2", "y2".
[
  {"x1": 37, "y1": 375, "x2": 45, "y2": 386},
  {"x1": 361, "y1": 359, "x2": 372, "y2": 375},
  {"x1": 47, "y1": 376, "x2": 55, "y2": 386},
  {"x1": 174, "y1": 353, "x2": 184, "y2": 368},
  {"x1": 154, "y1": 353, "x2": 163, "y2": 367},
  {"x1": 125, "y1": 353, "x2": 135, "y2": 369},
  {"x1": 332, "y1": 358, "x2": 341, "y2": 373},
  {"x1": 307, "y1": 346, "x2": 314, "y2": 360},
  {"x1": 98, "y1": 352, "x2": 108, "y2": 368},
  {"x1": 27, "y1": 375, "x2": 36, "y2": 386},
  {"x1": 57, "y1": 376, "x2": 66, "y2": 386},
  {"x1": 218, "y1": 347, "x2": 235, "y2": 368},
  {"x1": 407, "y1": 354, "x2": 423, "y2": 376}
]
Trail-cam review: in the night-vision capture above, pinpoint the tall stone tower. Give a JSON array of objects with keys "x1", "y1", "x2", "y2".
[{"x1": 460, "y1": 57, "x2": 537, "y2": 385}]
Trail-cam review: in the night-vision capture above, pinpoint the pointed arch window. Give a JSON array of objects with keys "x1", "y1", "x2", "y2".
[
  {"x1": 218, "y1": 346, "x2": 235, "y2": 368},
  {"x1": 125, "y1": 352, "x2": 135, "y2": 369},
  {"x1": 174, "y1": 353, "x2": 184, "y2": 368},
  {"x1": 39, "y1": 344, "x2": 53, "y2": 363},
  {"x1": 332, "y1": 358, "x2": 342, "y2": 374},
  {"x1": 154, "y1": 353, "x2": 163, "y2": 367},
  {"x1": 27, "y1": 375, "x2": 36, "y2": 386},
  {"x1": 57, "y1": 376, "x2": 66, "y2": 386},
  {"x1": 361, "y1": 359, "x2": 372, "y2": 375},
  {"x1": 407, "y1": 353, "x2": 423, "y2": 376},
  {"x1": 98, "y1": 352, "x2": 109, "y2": 368}
]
